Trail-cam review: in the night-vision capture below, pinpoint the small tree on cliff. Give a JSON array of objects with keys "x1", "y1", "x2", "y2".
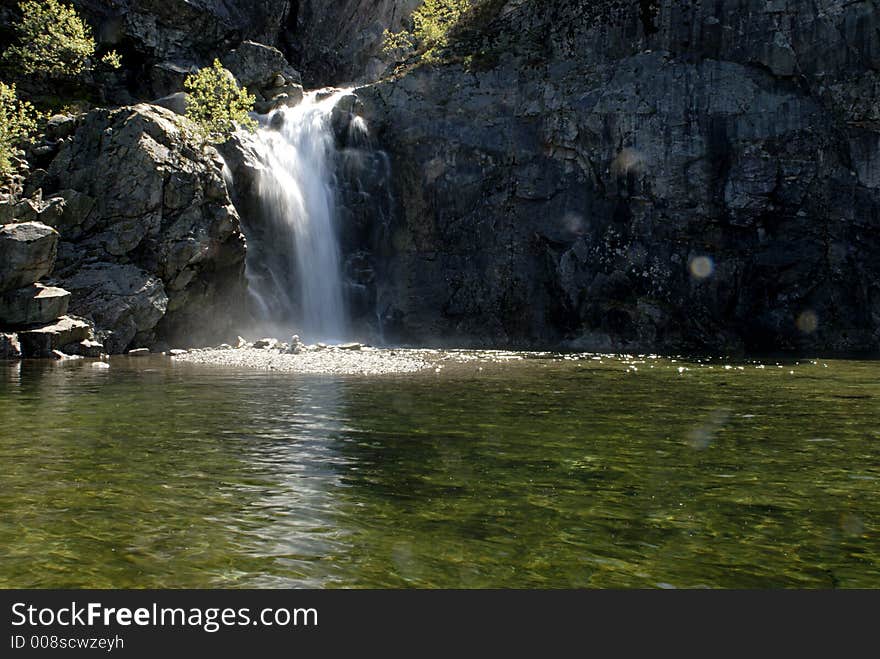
[
  {"x1": 2, "y1": 0, "x2": 120, "y2": 79},
  {"x1": 0, "y1": 82, "x2": 37, "y2": 174},
  {"x1": 383, "y1": 0, "x2": 473, "y2": 63},
  {"x1": 184, "y1": 60, "x2": 257, "y2": 143}
]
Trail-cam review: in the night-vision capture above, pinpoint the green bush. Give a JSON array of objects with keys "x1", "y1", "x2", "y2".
[
  {"x1": 184, "y1": 60, "x2": 256, "y2": 144},
  {"x1": 383, "y1": 0, "x2": 473, "y2": 63},
  {"x1": 0, "y1": 82, "x2": 37, "y2": 174},
  {"x1": 3, "y1": 0, "x2": 98, "y2": 78}
]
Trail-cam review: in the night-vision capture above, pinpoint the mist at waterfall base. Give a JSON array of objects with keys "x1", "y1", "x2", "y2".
[{"x1": 233, "y1": 90, "x2": 366, "y2": 345}]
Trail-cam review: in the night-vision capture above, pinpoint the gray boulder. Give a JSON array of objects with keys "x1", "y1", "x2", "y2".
[
  {"x1": 0, "y1": 196, "x2": 65, "y2": 226},
  {"x1": 0, "y1": 222, "x2": 59, "y2": 293},
  {"x1": 36, "y1": 104, "x2": 247, "y2": 351},
  {"x1": 0, "y1": 283, "x2": 70, "y2": 326},
  {"x1": 18, "y1": 315, "x2": 93, "y2": 358},
  {"x1": 221, "y1": 40, "x2": 301, "y2": 90},
  {"x1": 64, "y1": 263, "x2": 168, "y2": 355}
]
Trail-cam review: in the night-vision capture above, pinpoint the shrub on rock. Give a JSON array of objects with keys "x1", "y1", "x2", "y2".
[
  {"x1": 3, "y1": 0, "x2": 96, "y2": 78},
  {"x1": 0, "y1": 82, "x2": 37, "y2": 175},
  {"x1": 184, "y1": 60, "x2": 257, "y2": 143}
]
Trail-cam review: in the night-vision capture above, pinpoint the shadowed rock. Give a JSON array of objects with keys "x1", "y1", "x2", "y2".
[{"x1": 0, "y1": 333, "x2": 21, "y2": 360}]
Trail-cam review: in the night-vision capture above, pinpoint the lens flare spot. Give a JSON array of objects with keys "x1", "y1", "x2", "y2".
[
  {"x1": 796, "y1": 310, "x2": 819, "y2": 334},
  {"x1": 689, "y1": 256, "x2": 714, "y2": 280}
]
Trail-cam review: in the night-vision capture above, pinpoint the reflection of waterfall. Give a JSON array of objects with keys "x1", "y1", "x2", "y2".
[
  {"x1": 245, "y1": 90, "x2": 353, "y2": 342},
  {"x1": 242, "y1": 379, "x2": 353, "y2": 588}
]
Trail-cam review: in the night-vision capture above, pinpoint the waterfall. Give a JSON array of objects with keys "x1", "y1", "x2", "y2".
[{"x1": 244, "y1": 90, "x2": 352, "y2": 343}]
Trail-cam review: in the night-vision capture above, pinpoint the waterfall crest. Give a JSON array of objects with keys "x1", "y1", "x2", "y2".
[{"x1": 244, "y1": 90, "x2": 352, "y2": 343}]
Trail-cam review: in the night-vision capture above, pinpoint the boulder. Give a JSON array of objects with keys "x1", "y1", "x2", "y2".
[
  {"x1": 62, "y1": 263, "x2": 168, "y2": 355},
  {"x1": 41, "y1": 189, "x2": 97, "y2": 241},
  {"x1": 0, "y1": 283, "x2": 70, "y2": 326},
  {"x1": 44, "y1": 115, "x2": 77, "y2": 141},
  {"x1": 36, "y1": 103, "x2": 247, "y2": 351},
  {"x1": 60, "y1": 339, "x2": 105, "y2": 358},
  {"x1": 221, "y1": 41, "x2": 302, "y2": 90},
  {"x1": 0, "y1": 222, "x2": 59, "y2": 292},
  {"x1": 0, "y1": 196, "x2": 65, "y2": 226},
  {"x1": 0, "y1": 332, "x2": 21, "y2": 360},
  {"x1": 18, "y1": 316, "x2": 93, "y2": 358}
]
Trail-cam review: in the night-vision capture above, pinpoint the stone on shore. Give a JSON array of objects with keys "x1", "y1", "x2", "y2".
[
  {"x1": 51, "y1": 350, "x2": 83, "y2": 361},
  {"x1": 288, "y1": 334, "x2": 305, "y2": 354},
  {"x1": 1, "y1": 332, "x2": 21, "y2": 359},
  {"x1": 18, "y1": 316, "x2": 93, "y2": 357},
  {"x1": 0, "y1": 283, "x2": 70, "y2": 326},
  {"x1": 128, "y1": 348, "x2": 151, "y2": 356},
  {"x1": 254, "y1": 338, "x2": 278, "y2": 349},
  {"x1": 60, "y1": 339, "x2": 104, "y2": 358},
  {"x1": 0, "y1": 222, "x2": 59, "y2": 292}
]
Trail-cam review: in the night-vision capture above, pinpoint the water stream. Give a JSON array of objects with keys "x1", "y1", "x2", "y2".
[{"x1": 243, "y1": 90, "x2": 353, "y2": 342}]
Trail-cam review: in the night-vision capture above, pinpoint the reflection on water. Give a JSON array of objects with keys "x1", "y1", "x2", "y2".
[{"x1": 0, "y1": 355, "x2": 878, "y2": 588}]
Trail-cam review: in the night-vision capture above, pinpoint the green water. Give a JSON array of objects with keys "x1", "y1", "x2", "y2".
[{"x1": 1, "y1": 354, "x2": 878, "y2": 588}]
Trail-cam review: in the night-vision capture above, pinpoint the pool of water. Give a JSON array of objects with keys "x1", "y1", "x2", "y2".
[{"x1": 1, "y1": 353, "x2": 877, "y2": 588}]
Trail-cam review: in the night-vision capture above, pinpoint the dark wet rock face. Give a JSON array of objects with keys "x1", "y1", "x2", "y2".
[
  {"x1": 70, "y1": 0, "x2": 294, "y2": 97},
  {"x1": 288, "y1": 0, "x2": 422, "y2": 85},
  {"x1": 356, "y1": 0, "x2": 880, "y2": 354}
]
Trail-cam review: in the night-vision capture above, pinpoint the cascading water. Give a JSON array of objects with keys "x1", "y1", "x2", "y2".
[{"x1": 243, "y1": 90, "x2": 354, "y2": 343}]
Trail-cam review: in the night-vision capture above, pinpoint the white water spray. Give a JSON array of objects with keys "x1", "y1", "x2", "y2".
[{"x1": 245, "y1": 90, "x2": 353, "y2": 342}]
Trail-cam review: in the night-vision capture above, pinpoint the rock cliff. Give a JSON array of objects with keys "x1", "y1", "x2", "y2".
[
  {"x1": 356, "y1": 0, "x2": 880, "y2": 353},
  {"x1": 28, "y1": 104, "x2": 247, "y2": 352}
]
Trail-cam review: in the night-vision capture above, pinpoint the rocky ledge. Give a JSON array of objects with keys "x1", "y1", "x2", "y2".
[{"x1": 0, "y1": 219, "x2": 100, "y2": 359}]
